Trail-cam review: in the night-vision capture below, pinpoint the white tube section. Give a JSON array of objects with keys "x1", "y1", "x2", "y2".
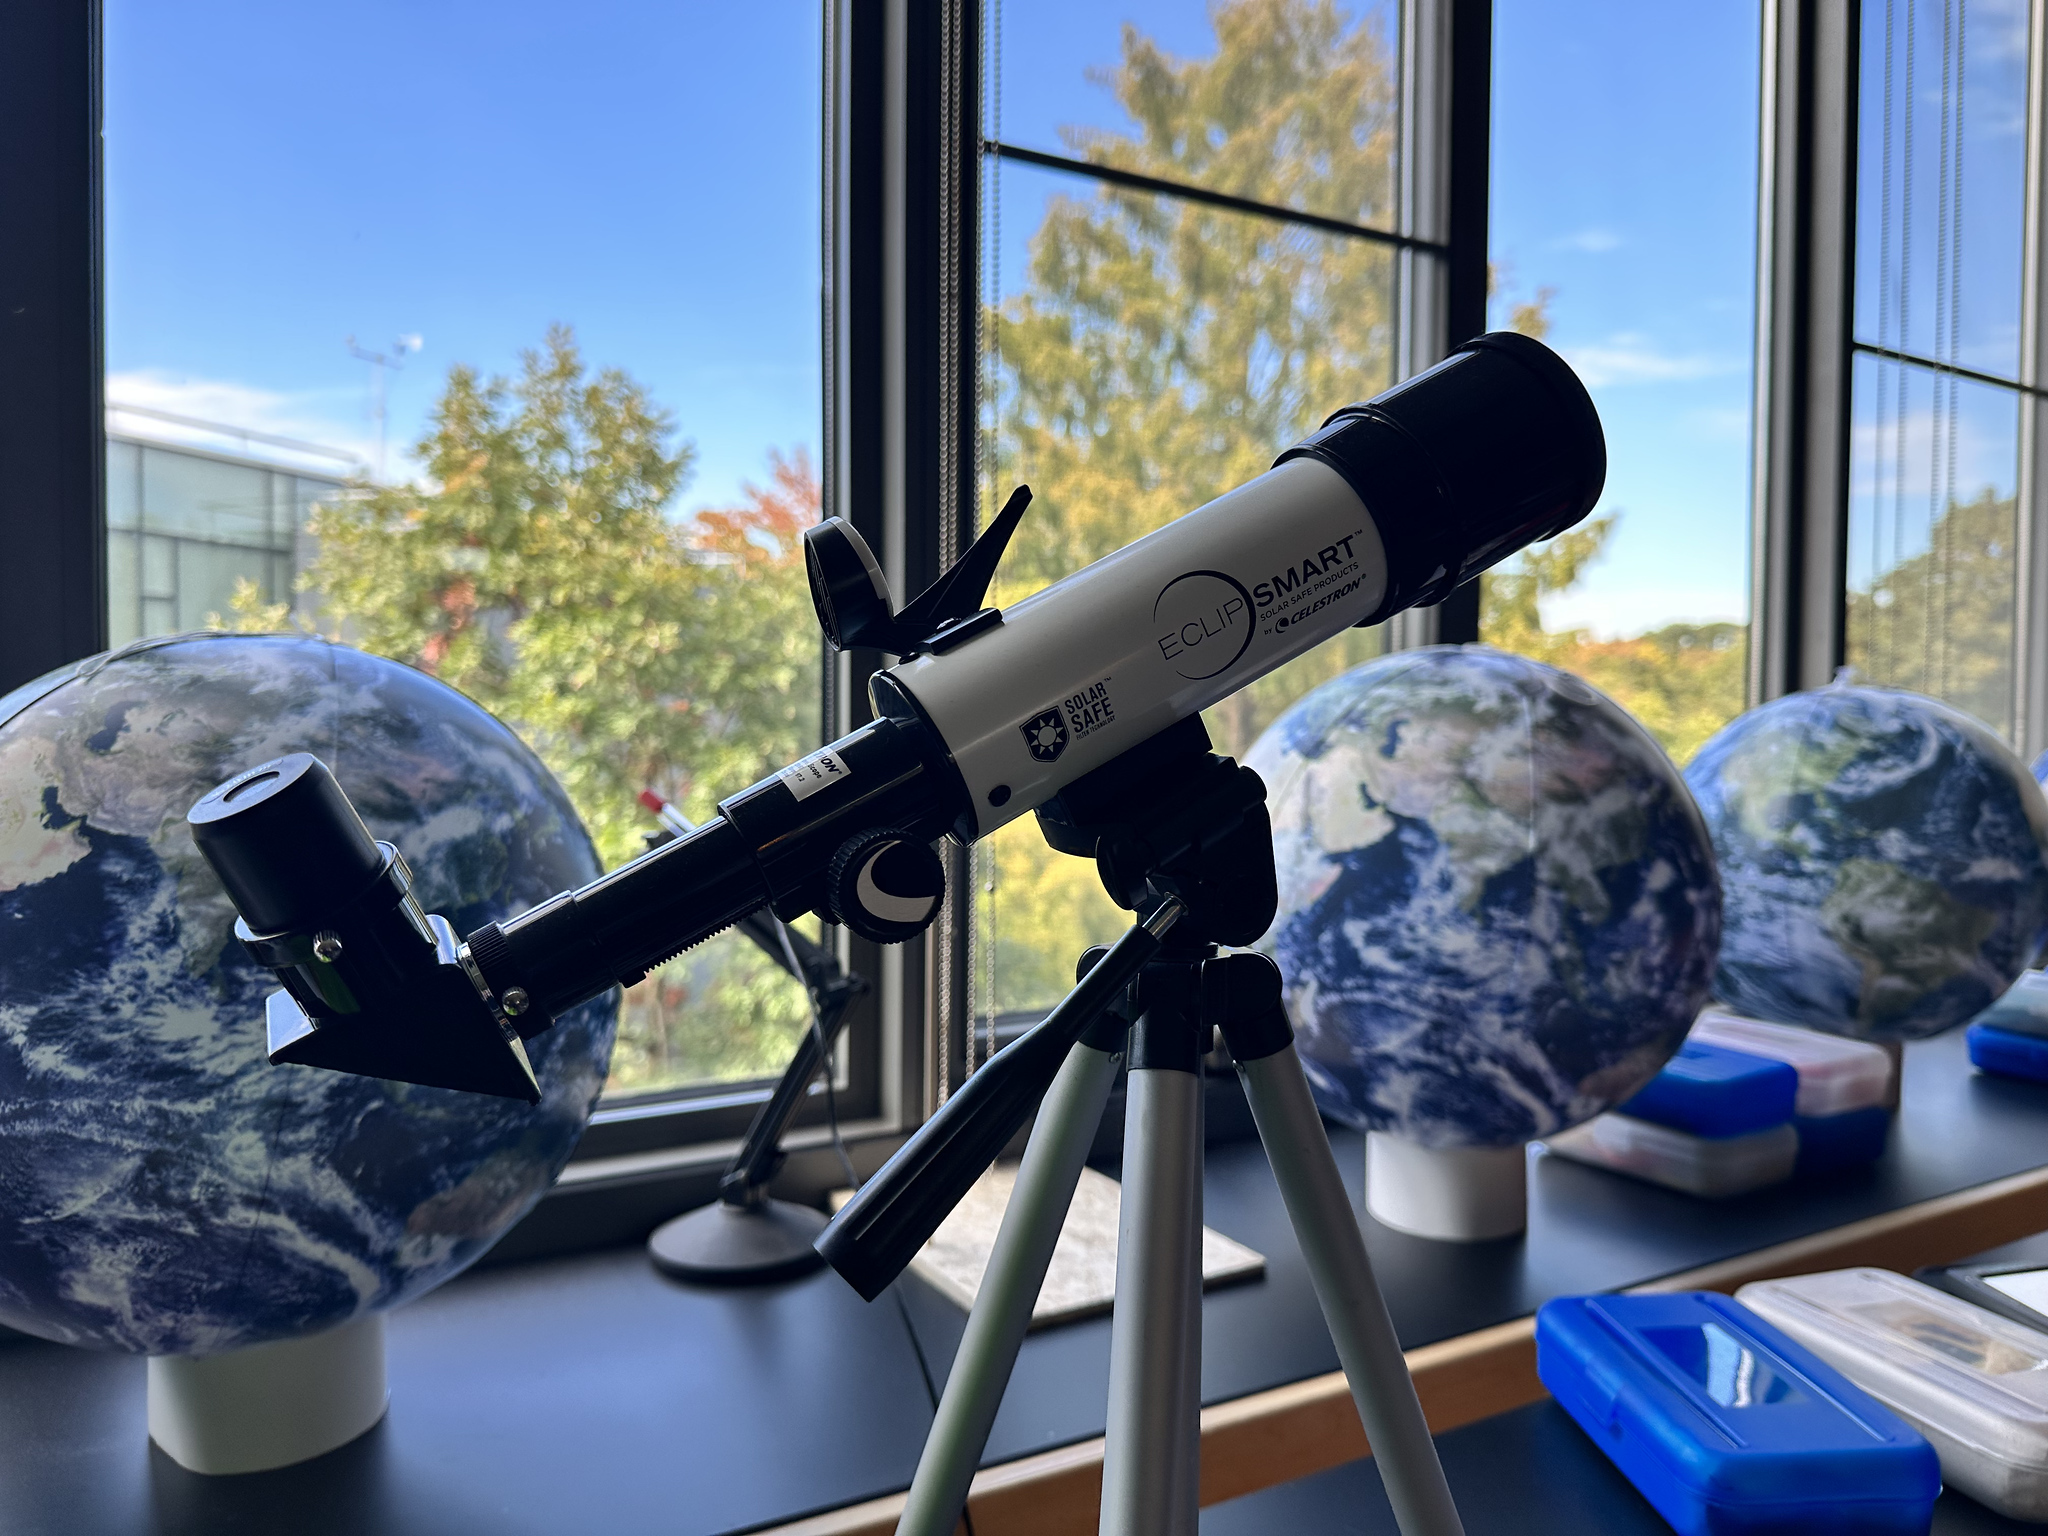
[{"x1": 888, "y1": 458, "x2": 1386, "y2": 837}]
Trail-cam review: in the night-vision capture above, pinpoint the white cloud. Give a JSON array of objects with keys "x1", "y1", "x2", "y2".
[
  {"x1": 1553, "y1": 227, "x2": 1622, "y2": 254},
  {"x1": 104, "y1": 370, "x2": 389, "y2": 480},
  {"x1": 1561, "y1": 333, "x2": 1740, "y2": 388}
]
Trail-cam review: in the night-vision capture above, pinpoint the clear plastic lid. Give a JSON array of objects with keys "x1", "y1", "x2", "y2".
[
  {"x1": 1973, "y1": 970, "x2": 2048, "y2": 1040},
  {"x1": 1690, "y1": 1010, "x2": 1894, "y2": 1117},
  {"x1": 1738, "y1": 1269, "x2": 2048, "y2": 1476},
  {"x1": 1543, "y1": 1113, "x2": 1797, "y2": 1199}
]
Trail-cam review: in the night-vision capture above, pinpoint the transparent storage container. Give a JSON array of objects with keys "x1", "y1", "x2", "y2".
[
  {"x1": 1738, "y1": 1267, "x2": 2048, "y2": 1521},
  {"x1": 1972, "y1": 970, "x2": 2048, "y2": 1040},
  {"x1": 1691, "y1": 1011, "x2": 1894, "y2": 1117},
  {"x1": 1543, "y1": 1114, "x2": 1798, "y2": 1198}
]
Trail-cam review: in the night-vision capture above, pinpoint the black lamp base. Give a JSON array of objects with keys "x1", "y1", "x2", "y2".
[{"x1": 647, "y1": 1198, "x2": 830, "y2": 1285}]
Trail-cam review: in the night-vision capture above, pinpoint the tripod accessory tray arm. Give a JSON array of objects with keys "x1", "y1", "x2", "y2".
[{"x1": 815, "y1": 894, "x2": 1185, "y2": 1302}]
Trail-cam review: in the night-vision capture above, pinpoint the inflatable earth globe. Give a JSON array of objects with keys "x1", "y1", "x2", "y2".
[
  {"x1": 1685, "y1": 677, "x2": 2048, "y2": 1042},
  {"x1": 0, "y1": 633, "x2": 617, "y2": 1354},
  {"x1": 1249, "y1": 646, "x2": 1721, "y2": 1150}
]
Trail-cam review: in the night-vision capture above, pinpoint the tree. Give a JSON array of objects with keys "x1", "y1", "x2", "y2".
[
  {"x1": 224, "y1": 326, "x2": 825, "y2": 1094},
  {"x1": 1845, "y1": 487, "x2": 2017, "y2": 735},
  {"x1": 977, "y1": 0, "x2": 1402, "y2": 1010},
  {"x1": 1479, "y1": 514, "x2": 1748, "y2": 764},
  {"x1": 296, "y1": 326, "x2": 817, "y2": 867},
  {"x1": 993, "y1": 0, "x2": 1399, "y2": 610}
]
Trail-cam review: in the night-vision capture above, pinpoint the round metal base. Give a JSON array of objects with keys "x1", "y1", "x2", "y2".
[{"x1": 648, "y1": 1198, "x2": 830, "y2": 1285}]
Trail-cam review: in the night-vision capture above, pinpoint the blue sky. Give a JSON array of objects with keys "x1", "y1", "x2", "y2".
[
  {"x1": 104, "y1": 1, "x2": 822, "y2": 514},
  {"x1": 108, "y1": 0, "x2": 1765, "y2": 636}
]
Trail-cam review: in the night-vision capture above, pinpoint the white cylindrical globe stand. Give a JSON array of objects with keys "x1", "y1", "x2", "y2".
[
  {"x1": 148, "y1": 1312, "x2": 388, "y2": 1475},
  {"x1": 1365, "y1": 1133, "x2": 1527, "y2": 1241}
]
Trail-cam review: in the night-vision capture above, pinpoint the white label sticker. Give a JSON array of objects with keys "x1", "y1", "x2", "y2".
[{"x1": 780, "y1": 747, "x2": 852, "y2": 801}]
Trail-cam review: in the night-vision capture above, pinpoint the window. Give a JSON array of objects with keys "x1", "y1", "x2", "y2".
[
  {"x1": 102, "y1": 1, "x2": 841, "y2": 1127},
  {"x1": 1482, "y1": 1, "x2": 1762, "y2": 764},
  {"x1": 1845, "y1": 0, "x2": 2034, "y2": 740},
  {"x1": 967, "y1": 0, "x2": 1442, "y2": 1063}
]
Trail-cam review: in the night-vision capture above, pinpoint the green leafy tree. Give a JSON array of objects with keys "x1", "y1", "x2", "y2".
[
  {"x1": 297, "y1": 326, "x2": 816, "y2": 867},
  {"x1": 227, "y1": 326, "x2": 825, "y2": 1094},
  {"x1": 979, "y1": 0, "x2": 1400, "y2": 1011},
  {"x1": 994, "y1": 0, "x2": 1399, "y2": 608},
  {"x1": 1846, "y1": 488, "x2": 2017, "y2": 735}
]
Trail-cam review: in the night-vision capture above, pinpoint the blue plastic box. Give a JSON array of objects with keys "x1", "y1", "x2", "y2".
[
  {"x1": 1969, "y1": 1022, "x2": 2048, "y2": 1084},
  {"x1": 1618, "y1": 1042, "x2": 1800, "y2": 1139},
  {"x1": 1793, "y1": 1106, "x2": 1892, "y2": 1175},
  {"x1": 1537, "y1": 1292, "x2": 1940, "y2": 1534}
]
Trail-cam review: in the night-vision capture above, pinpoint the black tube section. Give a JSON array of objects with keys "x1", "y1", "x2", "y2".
[{"x1": 461, "y1": 713, "x2": 963, "y2": 1030}]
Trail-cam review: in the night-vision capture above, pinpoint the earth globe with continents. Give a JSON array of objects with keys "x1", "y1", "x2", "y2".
[
  {"x1": 0, "y1": 632, "x2": 617, "y2": 1356},
  {"x1": 1247, "y1": 645, "x2": 1721, "y2": 1237},
  {"x1": 1684, "y1": 676, "x2": 2048, "y2": 1042}
]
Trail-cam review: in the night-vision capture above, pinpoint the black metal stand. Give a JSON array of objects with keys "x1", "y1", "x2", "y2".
[{"x1": 644, "y1": 849, "x2": 870, "y2": 1284}]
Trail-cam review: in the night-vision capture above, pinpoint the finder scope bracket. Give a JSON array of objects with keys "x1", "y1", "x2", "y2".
[{"x1": 803, "y1": 485, "x2": 1032, "y2": 656}]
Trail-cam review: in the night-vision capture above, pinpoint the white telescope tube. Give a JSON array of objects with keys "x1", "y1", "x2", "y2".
[{"x1": 889, "y1": 456, "x2": 1385, "y2": 838}]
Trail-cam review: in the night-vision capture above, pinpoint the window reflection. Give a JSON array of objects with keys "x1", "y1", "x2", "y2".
[{"x1": 1647, "y1": 1322, "x2": 1809, "y2": 1408}]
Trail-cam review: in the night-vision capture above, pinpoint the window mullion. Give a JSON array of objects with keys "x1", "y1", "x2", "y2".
[{"x1": 2013, "y1": 0, "x2": 2048, "y2": 757}]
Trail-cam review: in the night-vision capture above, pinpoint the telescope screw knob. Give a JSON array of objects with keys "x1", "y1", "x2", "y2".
[
  {"x1": 312, "y1": 931, "x2": 344, "y2": 963},
  {"x1": 826, "y1": 827, "x2": 946, "y2": 945}
]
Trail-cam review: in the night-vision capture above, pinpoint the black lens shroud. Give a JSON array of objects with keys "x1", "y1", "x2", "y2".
[{"x1": 1274, "y1": 329, "x2": 1607, "y2": 624}]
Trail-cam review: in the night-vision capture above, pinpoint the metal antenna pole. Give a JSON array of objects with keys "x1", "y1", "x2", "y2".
[{"x1": 346, "y1": 335, "x2": 418, "y2": 482}]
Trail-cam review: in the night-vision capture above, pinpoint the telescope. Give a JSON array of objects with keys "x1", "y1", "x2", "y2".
[
  {"x1": 187, "y1": 326, "x2": 1601, "y2": 1118},
  {"x1": 189, "y1": 331, "x2": 1600, "y2": 1536}
]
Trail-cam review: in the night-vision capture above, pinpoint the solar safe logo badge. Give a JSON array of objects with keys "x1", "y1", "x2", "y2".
[{"x1": 1020, "y1": 708, "x2": 1068, "y2": 762}]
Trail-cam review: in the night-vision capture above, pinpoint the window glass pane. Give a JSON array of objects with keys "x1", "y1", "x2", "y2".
[
  {"x1": 1855, "y1": 0, "x2": 2032, "y2": 380},
  {"x1": 992, "y1": 0, "x2": 1403, "y2": 230},
  {"x1": 105, "y1": 1, "x2": 824, "y2": 1101},
  {"x1": 981, "y1": 140, "x2": 1399, "y2": 1021},
  {"x1": 1846, "y1": 356, "x2": 2020, "y2": 735},
  {"x1": 1483, "y1": 0, "x2": 1760, "y2": 765}
]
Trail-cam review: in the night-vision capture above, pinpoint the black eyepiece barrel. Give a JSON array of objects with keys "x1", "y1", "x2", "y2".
[{"x1": 187, "y1": 753, "x2": 386, "y2": 934}]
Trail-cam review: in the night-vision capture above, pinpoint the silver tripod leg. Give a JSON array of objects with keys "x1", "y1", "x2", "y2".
[
  {"x1": 1239, "y1": 1044, "x2": 1465, "y2": 1536},
  {"x1": 1099, "y1": 1065, "x2": 1204, "y2": 1536},
  {"x1": 895, "y1": 1041, "x2": 1123, "y2": 1536},
  {"x1": 1168, "y1": 1070, "x2": 1205, "y2": 1533}
]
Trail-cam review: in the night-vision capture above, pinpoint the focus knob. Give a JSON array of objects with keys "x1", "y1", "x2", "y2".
[{"x1": 827, "y1": 828, "x2": 945, "y2": 944}]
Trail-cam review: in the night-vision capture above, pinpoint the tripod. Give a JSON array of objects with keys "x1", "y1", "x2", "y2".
[{"x1": 820, "y1": 720, "x2": 1462, "y2": 1536}]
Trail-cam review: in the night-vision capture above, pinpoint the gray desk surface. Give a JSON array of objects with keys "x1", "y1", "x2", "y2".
[{"x1": 2, "y1": 1027, "x2": 2047, "y2": 1535}]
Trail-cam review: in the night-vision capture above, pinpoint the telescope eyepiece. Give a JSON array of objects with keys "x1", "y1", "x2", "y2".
[{"x1": 188, "y1": 753, "x2": 386, "y2": 934}]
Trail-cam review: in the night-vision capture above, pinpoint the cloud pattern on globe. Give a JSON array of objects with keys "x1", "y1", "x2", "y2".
[
  {"x1": 0, "y1": 634, "x2": 617, "y2": 1354},
  {"x1": 1685, "y1": 680, "x2": 2048, "y2": 1042},
  {"x1": 1249, "y1": 646, "x2": 1721, "y2": 1149}
]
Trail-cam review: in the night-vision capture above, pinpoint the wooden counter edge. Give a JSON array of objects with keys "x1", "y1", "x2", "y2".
[{"x1": 752, "y1": 1162, "x2": 2048, "y2": 1536}]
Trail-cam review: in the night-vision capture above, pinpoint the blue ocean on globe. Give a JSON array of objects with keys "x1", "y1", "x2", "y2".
[
  {"x1": 1248, "y1": 646, "x2": 1721, "y2": 1149},
  {"x1": 0, "y1": 633, "x2": 617, "y2": 1354},
  {"x1": 1685, "y1": 679, "x2": 2048, "y2": 1043}
]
